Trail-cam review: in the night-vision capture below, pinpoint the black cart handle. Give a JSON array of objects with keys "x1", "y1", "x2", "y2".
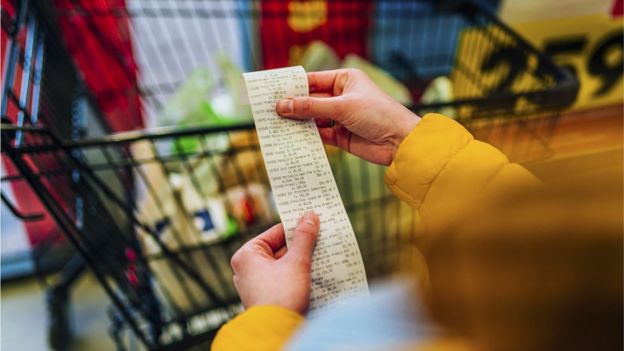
[{"x1": 1, "y1": 191, "x2": 45, "y2": 222}]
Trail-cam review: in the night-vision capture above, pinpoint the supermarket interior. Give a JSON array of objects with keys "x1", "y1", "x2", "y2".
[{"x1": 1, "y1": 1, "x2": 622, "y2": 350}]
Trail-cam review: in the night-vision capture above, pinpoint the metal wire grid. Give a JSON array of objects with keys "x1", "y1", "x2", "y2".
[{"x1": 2, "y1": 120, "x2": 416, "y2": 349}]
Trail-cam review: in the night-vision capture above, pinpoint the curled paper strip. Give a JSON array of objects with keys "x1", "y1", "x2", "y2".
[{"x1": 243, "y1": 66, "x2": 368, "y2": 311}]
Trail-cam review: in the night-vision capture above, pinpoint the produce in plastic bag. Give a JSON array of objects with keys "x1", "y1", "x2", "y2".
[
  {"x1": 420, "y1": 76, "x2": 456, "y2": 118},
  {"x1": 341, "y1": 54, "x2": 413, "y2": 106},
  {"x1": 211, "y1": 53, "x2": 253, "y2": 121},
  {"x1": 298, "y1": 40, "x2": 341, "y2": 72}
]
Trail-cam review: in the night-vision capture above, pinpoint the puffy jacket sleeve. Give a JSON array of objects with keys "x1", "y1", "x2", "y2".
[
  {"x1": 211, "y1": 306, "x2": 304, "y2": 351},
  {"x1": 385, "y1": 114, "x2": 540, "y2": 236}
]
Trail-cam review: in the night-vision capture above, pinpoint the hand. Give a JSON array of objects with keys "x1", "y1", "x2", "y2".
[
  {"x1": 230, "y1": 212, "x2": 320, "y2": 314},
  {"x1": 276, "y1": 69, "x2": 421, "y2": 165}
]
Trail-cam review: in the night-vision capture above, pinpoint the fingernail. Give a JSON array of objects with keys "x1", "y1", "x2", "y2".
[{"x1": 277, "y1": 99, "x2": 293, "y2": 114}]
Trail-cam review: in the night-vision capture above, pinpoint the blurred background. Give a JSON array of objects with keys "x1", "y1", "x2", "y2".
[{"x1": 1, "y1": 0, "x2": 622, "y2": 350}]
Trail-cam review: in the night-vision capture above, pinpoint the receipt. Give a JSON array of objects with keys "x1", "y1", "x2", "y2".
[{"x1": 243, "y1": 66, "x2": 368, "y2": 311}]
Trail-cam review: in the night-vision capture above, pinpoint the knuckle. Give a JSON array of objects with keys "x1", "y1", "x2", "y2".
[
  {"x1": 337, "y1": 70, "x2": 351, "y2": 86},
  {"x1": 289, "y1": 252, "x2": 312, "y2": 269},
  {"x1": 230, "y1": 250, "x2": 244, "y2": 271},
  {"x1": 344, "y1": 68, "x2": 362, "y2": 78},
  {"x1": 296, "y1": 227, "x2": 317, "y2": 238},
  {"x1": 343, "y1": 68, "x2": 356, "y2": 75},
  {"x1": 295, "y1": 97, "x2": 313, "y2": 114},
  {"x1": 298, "y1": 255, "x2": 312, "y2": 268},
  {"x1": 307, "y1": 74, "x2": 317, "y2": 91},
  {"x1": 332, "y1": 97, "x2": 347, "y2": 119},
  {"x1": 297, "y1": 221, "x2": 319, "y2": 234}
]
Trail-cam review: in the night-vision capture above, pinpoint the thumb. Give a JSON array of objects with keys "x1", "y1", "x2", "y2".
[
  {"x1": 287, "y1": 212, "x2": 320, "y2": 260},
  {"x1": 276, "y1": 96, "x2": 343, "y2": 121}
]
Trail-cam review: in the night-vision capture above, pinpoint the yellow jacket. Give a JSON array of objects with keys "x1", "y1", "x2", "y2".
[{"x1": 211, "y1": 114, "x2": 621, "y2": 350}]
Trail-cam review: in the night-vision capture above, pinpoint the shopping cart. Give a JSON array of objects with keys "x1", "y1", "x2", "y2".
[
  {"x1": 1, "y1": 0, "x2": 577, "y2": 350},
  {"x1": 1, "y1": 0, "x2": 93, "y2": 349}
]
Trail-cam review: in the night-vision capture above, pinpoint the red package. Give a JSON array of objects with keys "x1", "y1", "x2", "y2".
[
  {"x1": 612, "y1": 0, "x2": 623, "y2": 17},
  {"x1": 54, "y1": 0, "x2": 144, "y2": 131},
  {"x1": 260, "y1": 0, "x2": 372, "y2": 69},
  {"x1": 1, "y1": 0, "x2": 143, "y2": 247}
]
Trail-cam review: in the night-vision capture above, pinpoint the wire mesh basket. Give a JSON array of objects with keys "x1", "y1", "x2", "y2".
[
  {"x1": 2, "y1": 121, "x2": 415, "y2": 349},
  {"x1": 1, "y1": 0, "x2": 577, "y2": 349}
]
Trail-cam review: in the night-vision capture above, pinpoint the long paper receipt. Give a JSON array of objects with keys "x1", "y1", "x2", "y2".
[{"x1": 243, "y1": 66, "x2": 368, "y2": 311}]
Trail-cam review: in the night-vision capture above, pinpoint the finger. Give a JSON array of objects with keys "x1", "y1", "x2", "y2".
[
  {"x1": 318, "y1": 128, "x2": 388, "y2": 164},
  {"x1": 315, "y1": 118, "x2": 333, "y2": 128},
  {"x1": 233, "y1": 275, "x2": 239, "y2": 289},
  {"x1": 319, "y1": 125, "x2": 353, "y2": 151},
  {"x1": 318, "y1": 127, "x2": 337, "y2": 146},
  {"x1": 231, "y1": 224, "x2": 285, "y2": 271},
  {"x1": 286, "y1": 212, "x2": 320, "y2": 261},
  {"x1": 276, "y1": 96, "x2": 342, "y2": 121},
  {"x1": 310, "y1": 92, "x2": 333, "y2": 98},
  {"x1": 333, "y1": 124, "x2": 352, "y2": 152},
  {"x1": 308, "y1": 70, "x2": 340, "y2": 93},
  {"x1": 253, "y1": 223, "x2": 286, "y2": 254},
  {"x1": 347, "y1": 134, "x2": 393, "y2": 166}
]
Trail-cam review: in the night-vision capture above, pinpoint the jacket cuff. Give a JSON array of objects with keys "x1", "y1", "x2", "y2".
[
  {"x1": 211, "y1": 305, "x2": 304, "y2": 351},
  {"x1": 384, "y1": 114, "x2": 473, "y2": 208}
]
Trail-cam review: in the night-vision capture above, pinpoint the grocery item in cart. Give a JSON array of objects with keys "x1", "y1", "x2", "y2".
[
  {"x1": 158, "y1": 68, "x2": 218, "y2": 127},
  {"x1": 132, "y1": 137, "x2": 276, "y2": 313},
  {"x1": 420, "y1": 76, "x2": 456, "y2": 118},
  {"x1": 137, "y1": 179, "x2": 274, "y2": 313},
  {"x1": 295, "y1": 41, "x2": 413, "y2": 105},
  {"x1": 211, "y1": 54, "x2": 253, "y2": 122},
  {"x1": 341, "y1": 54, "x2": 413, "y2": 106},
  {"x1": 297, "y1": 40, "x2": 341, "y2": 72},
  {"x1": 260, "y1": 1, "x2": 372, "y2": 68},
  {"x1": 158, "y1": 56, "x2": 252, "y2": 127},
  {"x1": 128, "y1": 0, "x2": 249, "y2": 127},
  {"x1": 138, "y1": 179, "x2": 274, "y2": 252}
]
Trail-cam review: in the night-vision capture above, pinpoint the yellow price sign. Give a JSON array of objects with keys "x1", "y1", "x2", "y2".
[
  {"x1": 451, "y1": 15, "x2": 622, "y2": 115},
  {"x1": 451, "y1": 26, "x2": 559, "y2": 118},
  {"x1": 510, "y1": 15, "x2": 622, "y2": 110}
]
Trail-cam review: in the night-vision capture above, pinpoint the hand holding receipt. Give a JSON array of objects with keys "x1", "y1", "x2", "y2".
[{"x1": 242, "y1": 66, "x2": 368, "y2": 312}]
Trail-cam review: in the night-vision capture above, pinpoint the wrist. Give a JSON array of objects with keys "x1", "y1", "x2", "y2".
[
  {"x1": 391, "y1": 111, "x2": 421, "y2": 160},
  {"x1": 248, "y1": 304, "x2": 305, "y2": 317}
]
